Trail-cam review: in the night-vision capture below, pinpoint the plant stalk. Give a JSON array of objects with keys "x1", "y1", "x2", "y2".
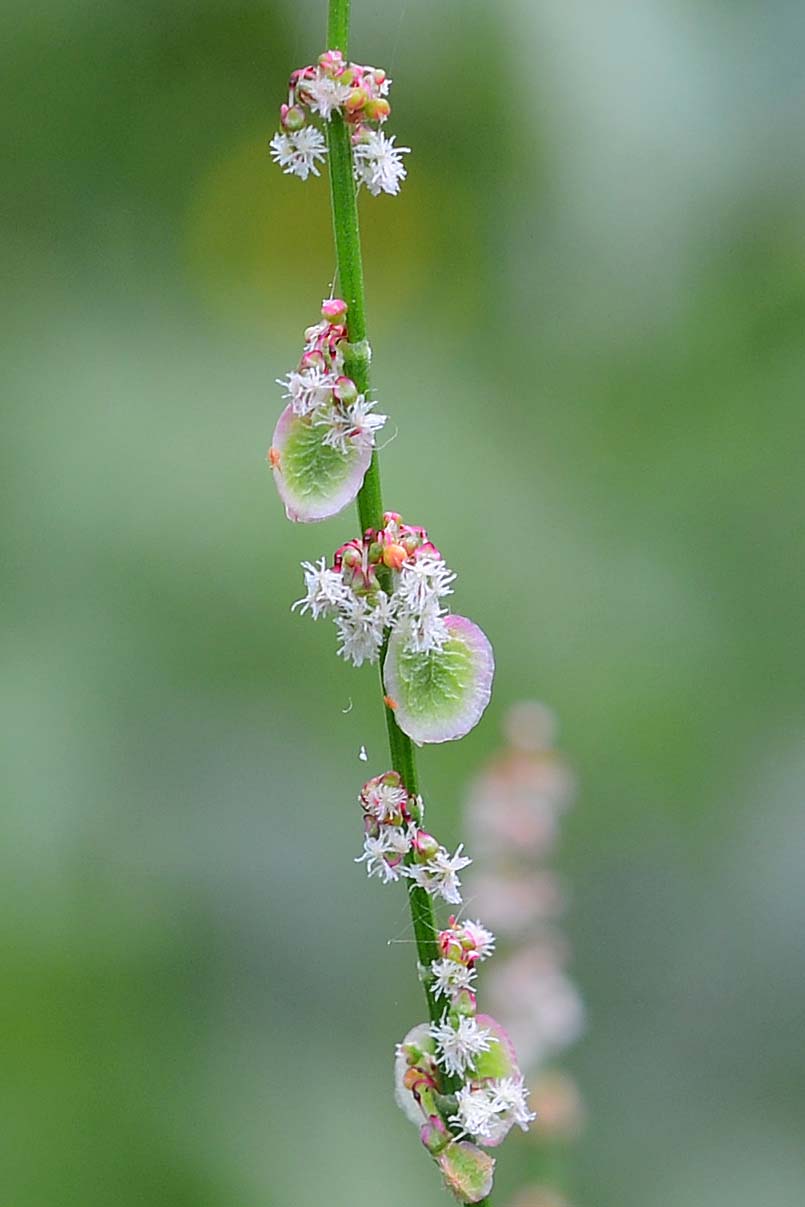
[{"x1": 325, "y1": 0, "x2": 443, "y2": 1028}]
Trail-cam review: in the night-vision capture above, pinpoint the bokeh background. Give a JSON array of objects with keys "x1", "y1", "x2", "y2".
[{"x1": 3, "y1": 1, "x2": 805, "y2": 1204}]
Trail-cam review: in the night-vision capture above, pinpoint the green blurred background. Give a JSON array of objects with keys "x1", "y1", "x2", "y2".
[{"x1": 3, "y1": 1, "x2": 805, "y2": 1203}]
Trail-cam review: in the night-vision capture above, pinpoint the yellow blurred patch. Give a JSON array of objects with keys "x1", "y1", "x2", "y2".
[{"x1": 184, "y1": 127, "x2": 480, "y2": 334}]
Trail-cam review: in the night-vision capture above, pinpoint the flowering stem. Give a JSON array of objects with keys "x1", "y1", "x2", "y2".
[{"x1": 325, "y1": 0, "x2": 443, "y2": 1029}]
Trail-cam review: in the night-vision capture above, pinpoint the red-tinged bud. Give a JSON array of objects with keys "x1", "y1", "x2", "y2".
[
  {"x1": 383, "y1": 542, "x2": 407, "y2": 571},
  {"x1": 365, "y1": 97, "x2": 391, "y2": 122},
  {"x1": 401, "y1": 523, "x2": 429, "y2": 541},
  {"x1": 267, "y1": 447, "x2": 281, "y2": 470},
  {"x1": 400, "y1": 533, "x2": 420, "y2": 556},
  {"x1": 281, "y1": 103, "x2": 306, "y2": 132},
  {"x1": 318, "y1": 49, "x2": 345, "y2": 75},
  {"x1": 439, "y1": 934, "x2": 464, "y2": 962},
  {"x1": 339, "y1": 547, "x2": 362, "y2": 571},
  {"x1": 299, "y1": 350, "x2": 326, "y2": 371},
  {"x1": 403, "y1": 1066, "x2": 435, "y2": 1096},
  {"x1": 373, "y1": 67, "x2": 387, "y2": 86},
  {"x1": 333, "y1": 375, "x2": 358, "y2": 404},
  {"x1": 345, "y1": 87, "x2": 368, "y2": 113},
  {"x1": 413, "y1": 830, "x2": 440, "y2": 861},
  {"x1": 420, "y1": 1115, "x2": 449, "y2": 1155},
  {"x1": 321, "y1": 297, "x2": 348, "y2": 322}
]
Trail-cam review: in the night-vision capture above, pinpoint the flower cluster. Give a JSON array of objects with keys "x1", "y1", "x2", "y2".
[
  {"x1": 396, "y1": 1005, "x2": 534, "y2": 1152},
  {"x1": 355, "y1": 771, "x2": 471, "y2": 903},
  {"x1": 269, "y1": 49, "x2": 409, "y2": 194},
  {"x1": 294, "y1": 512, "x2": 454, "y2": 667},
  {"x1": 431, "y1": 915, "x2": 496, "y2": 1000},
  {"x1": 359, "y1": 763, "x2": 534, "y2": 1187},
  {"x1": 276, "y1": 297, "x2": 386, "y2": 455}
]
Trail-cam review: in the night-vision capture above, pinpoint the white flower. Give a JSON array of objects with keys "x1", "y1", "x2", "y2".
[
  {"x1": 396, "y1": 554, "x2": 455, "y2": 613},
  {"x1": 395, "y1": 599, "x2": 450, "y2": 655},
  {"x1": 462, "y1": 920, "x2": 496, "y2": 962},
  {"x1": 428, "y1": 1015, "x2": 491, "y2": 1078},
  {"x1": 450, "y1": 1084, "x2": 502, "y2": 1141},
  {"x1": 450, "y1": 1077, "x2": 534, "y2": 1142},
  {"x1": 303, "y1": 74, "x2": 352, "y2": 119},
  {"x1": 404, "y1": 844, "x2": 471, "y2": 904},
  {"x1": 491, "y1": 1076, "x2": 535, "y2": 1131},
  {"x1": 362, "y1": 779, "x2": 408, "y2": 824},
  {"x1": 277, "y1": 367, "x2": 337, "y2": 416},
  {"x1": 317, "y1": 395, "x2": 388, "y2": 454},
  {"x1": 269, "y1": 126, "x2": 329, "y2": 180},
  {"x1": 292, "y1": 558, "x2": 350, "y2": 619},
  {"x1": 356, "y1": 833, "x2": 400, "y2": 883},
  {"x1": 430, "y1": 958, "x2": 477, "y2": 1000},
  {"x1": 356, "y1": 825, "x2": 412, "y2": 883},
  {"x1": 353, "y1": 131, "x2": 410, "y2": 196},
  {"x1": 334, "y1": 595, "x2": 387, "y2": 667},
  {"x1": 368, "y1": 587, "x2": 397, "y2": 631},
  {"x1": 391, "y1": 554, "x2": 455, "y2": 654}
]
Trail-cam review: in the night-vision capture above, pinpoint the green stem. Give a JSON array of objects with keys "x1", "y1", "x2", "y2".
[{"x1": 325, "y1": 0, "x2": 442, "y2": 1028}]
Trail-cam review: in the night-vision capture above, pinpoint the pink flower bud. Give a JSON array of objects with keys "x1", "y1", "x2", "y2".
[
  {"x1": 334, "y1": 541, "x2": 362, "y2": 570},
  {"x1": 299, "y1": 350, "x2": 326, "y2": 371},
  {"x1": 321, "y1": 297, "x2": 348, "y2": 322},
  {"x1": 413, "y1": 830, "x2": 440, "y2": 861},
  {"x1": 280, "y1": 103, "x2": 306, "y2": 132},
  {"x1": 318, "y1": 49, "x2": 345, "y2": 76}
]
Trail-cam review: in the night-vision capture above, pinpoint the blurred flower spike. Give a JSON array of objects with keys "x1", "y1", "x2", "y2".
[
  {"x1": 269, "y1": 50, "x2": 409, "y2": 194},
  {"x1": 292, "y1": 512, "x2": 494, "y2": 744},
  {"x1": 269, "y1": 299, "x2": 386, "y2": 521},
  {"x1": 463, "y1": 701, "x2": 587, "y2": 1169}
]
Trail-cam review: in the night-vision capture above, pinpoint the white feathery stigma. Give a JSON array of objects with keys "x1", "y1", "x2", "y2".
[
  {"x1": 428, "y1": 1015, "x2": 492, "y2": 1078},
  {"x1": 292, "y1": 559, "x2": 351, "y2": 619},
  {"x1": 353, "y1": 131, "x2": 410, "y2": 196},
  {"x1": 269, "y1": 126, "x2": 328, "y2": 180},
  {"x1": 404, "y1": 843, "x2": 472, "y2": 905},
  {"x1": 430, "y1": 958, "x2": 477, "y2": 1000}
]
